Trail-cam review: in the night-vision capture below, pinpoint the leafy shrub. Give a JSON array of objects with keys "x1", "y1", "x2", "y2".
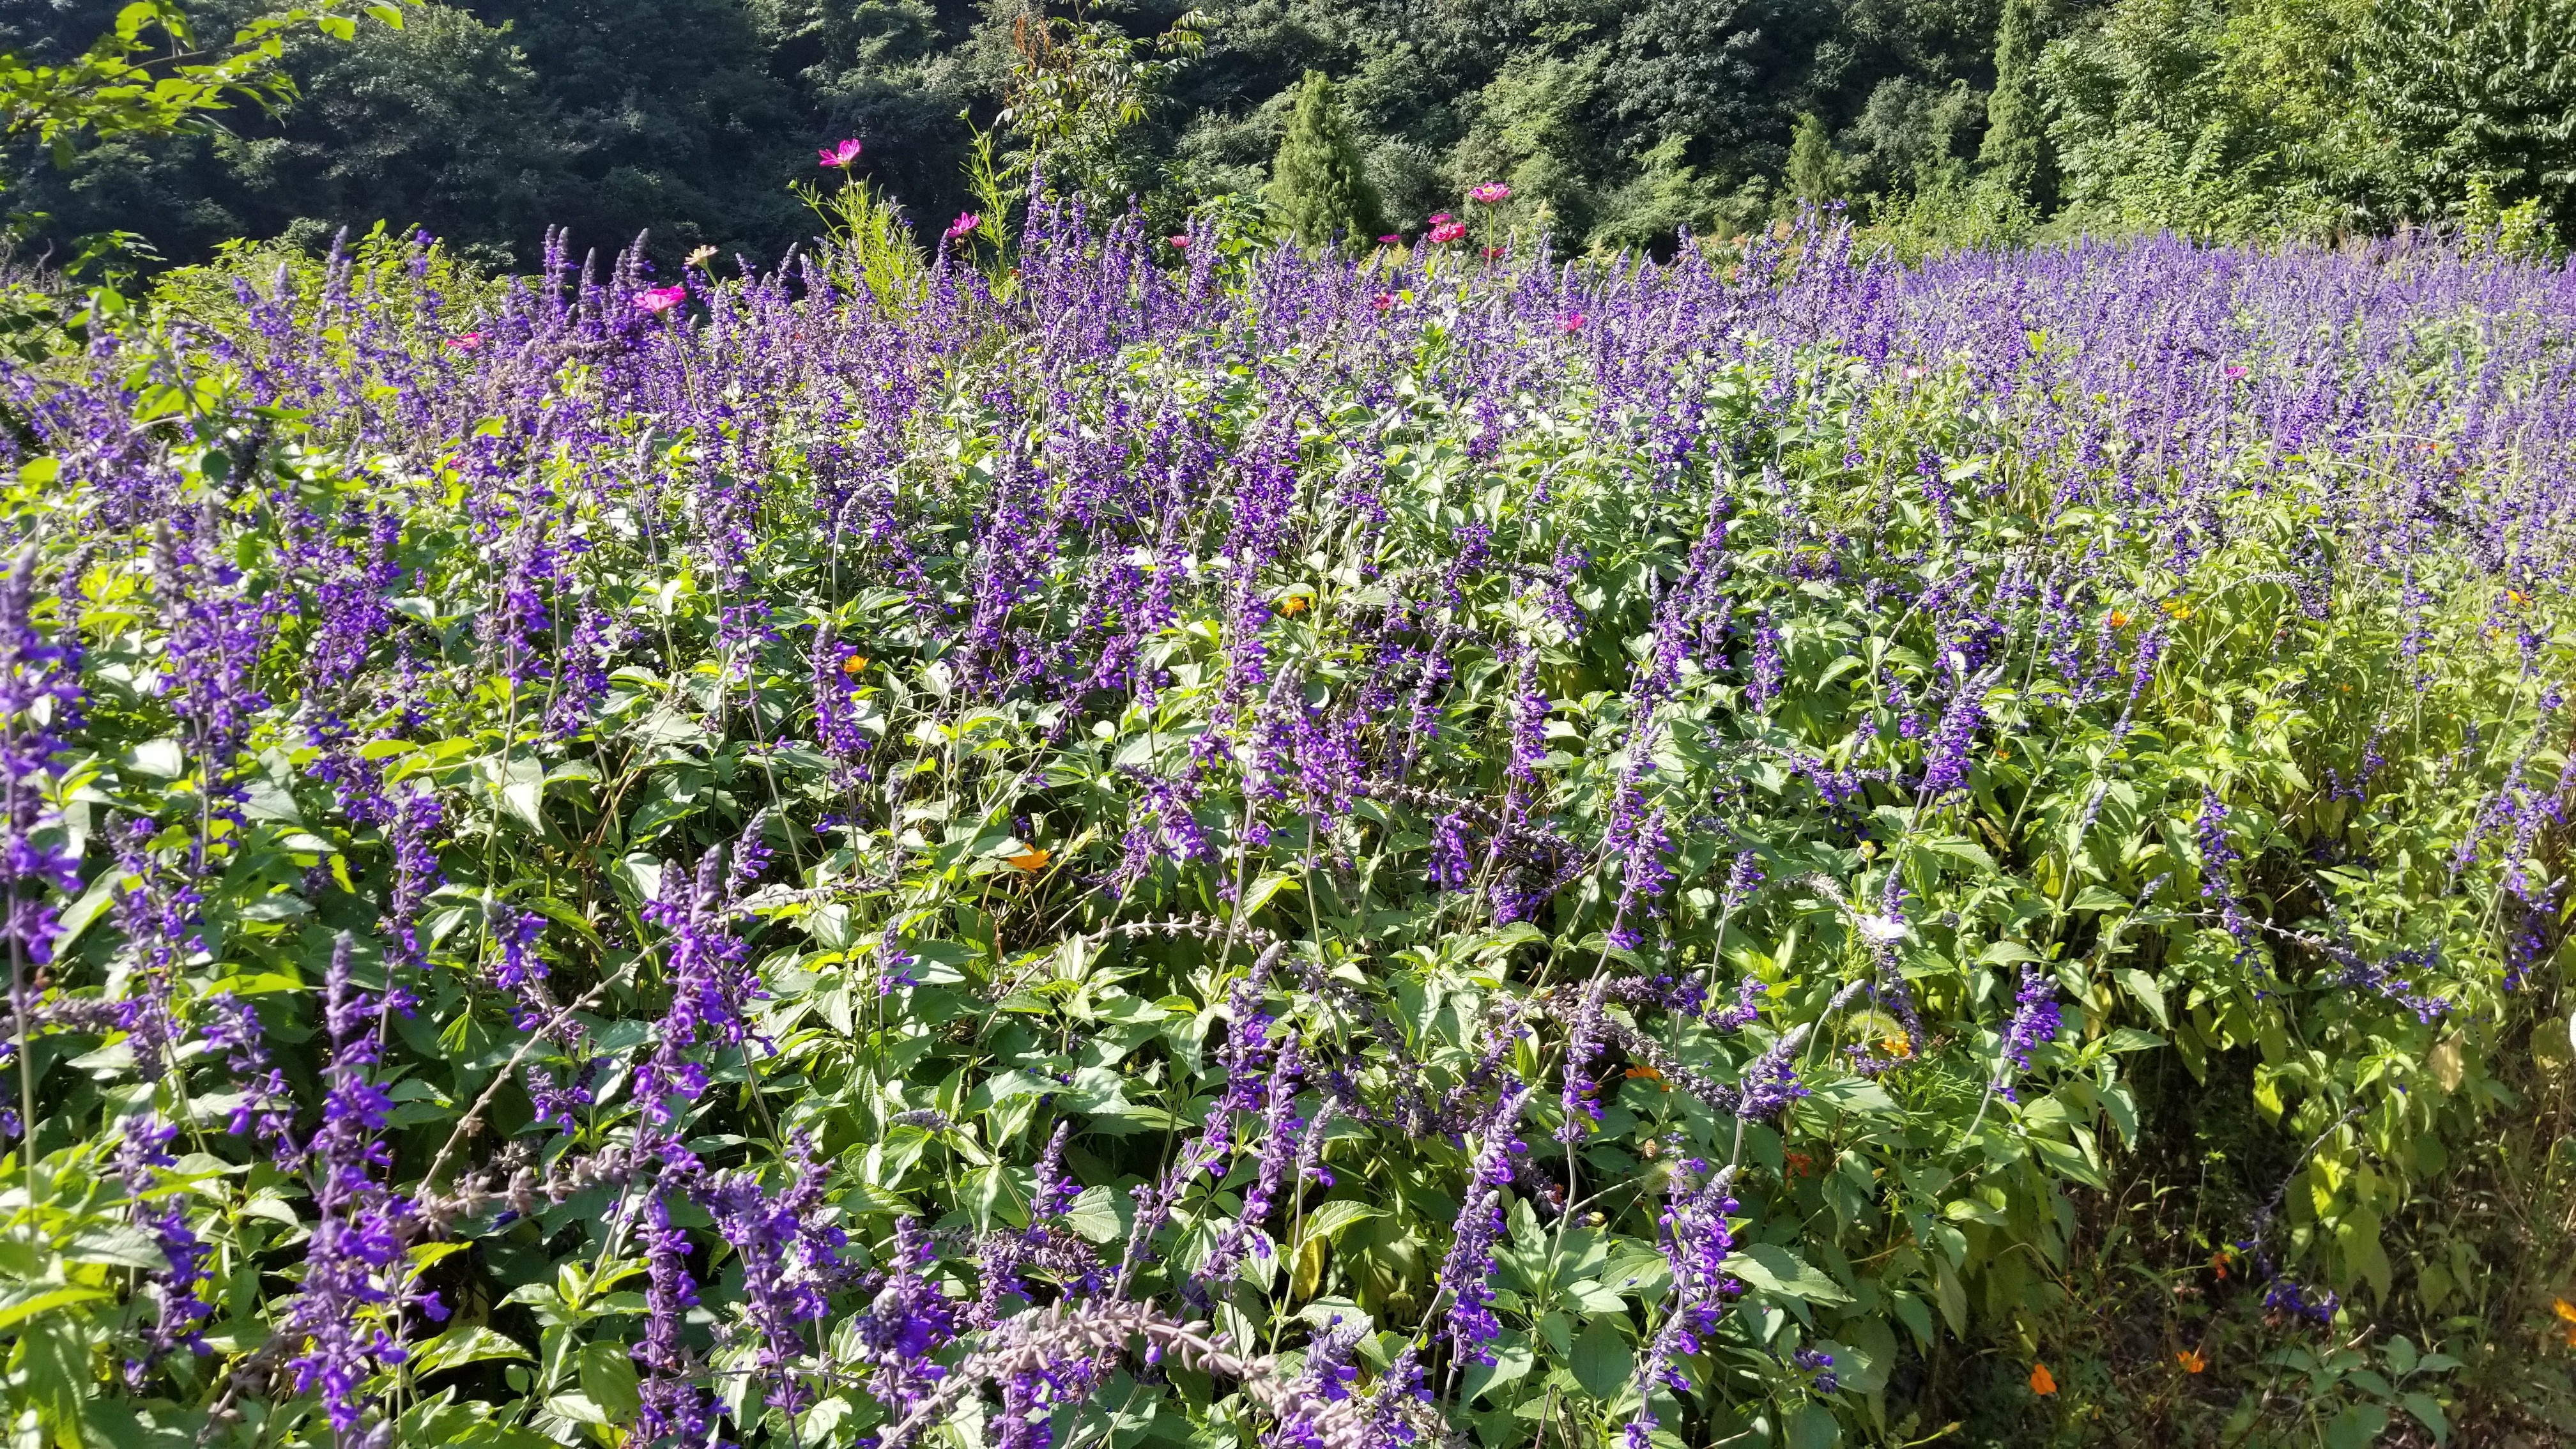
[{"x1": 0, "y1": 210, "x2": 2566, "y2": 1449}]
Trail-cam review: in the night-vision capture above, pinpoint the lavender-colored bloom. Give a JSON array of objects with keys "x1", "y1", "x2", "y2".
[
  {"x1": 633, "y1": 1186, "x2": 716, "y2": 1445},
  {"x1": 116, "y1": 1115, "x2": 212, "y2": 1380},
  {"x1": 1436, "y1": 1085, "x2": 1530, "y2": 1363},
  {"x1": 283, "y1": 934, "x2": 446, "y2": 1437},
  {"x1": 1997, "y1": 966, "x2": 2062, "y2": 1089},
  {"x1": 853, "y1": 1217, "x2": 960, "y2": 1418},
  {"x1": 1557, "y1": 979, "x2": 1608, "y2": 1145},
  {"x1": 694, "y1": 1135, "x2": 845, "y2": 1415},
  {"x1": 2263, "y1": 1275, "x2": 2339, "y2": 1325},
  {"x1": 1624, "y1": 1161, "x2": 1740, "y2": 1448},
  {"x1": 1736, "y1": 1024, "x2": 1813, "y2": 1123},
  {"x1": 1793, "y1": 1346, "x2": 1837, "y2": 1393}
]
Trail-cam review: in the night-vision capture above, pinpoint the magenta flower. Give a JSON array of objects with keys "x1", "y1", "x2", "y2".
[
  {"x1": 633, "y1": 286, "x2": 687, "y2": 316},
  {"x1": 817, "y1": 139, "x2": 863, "y2": 169},
  {"x1": 2225, "y1": 364, "x2": 2249, "y2": 378},
  {"x1": 444, "y1": 332, "x2": 482, "y2": 351},
  {"x1": 1377, "y1": 233, "x2": 1404, "y2": 246},
  {"x1": 1427, "y1": 220, "x2": 1468, "y2": 245},
  {"x1": 1469, "y1": 182, "x2": 1511, "y2": 204},
  {"x1": 1560, "y1": 311, "x2": 1584, "y2": 333},
  {"x1": 944, "y1": 212, "x2": 981, "y2": 242},
  {"x1": 1372, "y1": 292, "x2": 1395, "y2": 312},
  {"x1": 1427, "y1": 212, "x2": 1453, "y2": 224},
  {"x1": 1167, "y1": 234, "x2": 1192, "y2": 250}
]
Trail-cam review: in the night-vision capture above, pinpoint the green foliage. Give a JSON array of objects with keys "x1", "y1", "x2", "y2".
[
  {"x1": 1266, "y1": 70, "x2": 1384, "y2": 247},
  {"x1": 0, "y1": 215, "x2": 2569, "y2": 1444},
  {"x1": 1977, "y1": 0, "x2": 2048, "y2": 206},
  {"x1": 0, "y1": 0, "x2": 406, "y2": 169},
  {"x1": 995, "y1": 2, "x2": 1206, "y2": 219},
  {"x1": 1786, "y1": 112, "x2": 1848, "y2": 205},
  {"x1": 2358, "y1": 0, "x2": 2576, "y2": 236}
]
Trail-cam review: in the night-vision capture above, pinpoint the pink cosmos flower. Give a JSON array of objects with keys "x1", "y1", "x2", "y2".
[
  {"x1": 945, "y1": 213, "x2": 981, "y2": 242},
  {"x1": 1559, "y1": 311, "x2": 1584, "y2": 333},
  {"x1": 1427, "y1": 212, "x2": 1453, "y2": 224},
  {"x1": 1469, "y1": 182, "x2": 1511, "y2": 204},
  {"x1": 1903, "y1": 365, "x2": 1925, "y2": 380},
  {"x1": 2224, "y1": 364, "x2": 2248, "y2": 378},
  {"x1": 1372, "y1": 292, "x2": 1395, "y2": 311},
  {"x1": 633, "y1": 286, "x2": 687, "y2": 315},
  {"x1": 1377, "y1": 233, "x2": 1404, "y2": 245},
  {"x1": 818, "y1": 139, "x2": 863, "y2": 168},
  {"x1": 1426, "y1": 220, "x2": 1468, "y2": 245},
  {"x1": 1167, "y1": 234, "x2": 1192, "y2": 249},
  {"x1": 445, "y1": 332, "x2": 483, "y2": 351}
]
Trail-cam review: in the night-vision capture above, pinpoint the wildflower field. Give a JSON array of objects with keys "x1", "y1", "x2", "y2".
[{"x1": 3, "y1": 207, "x2": 2574, "y2": 1449}]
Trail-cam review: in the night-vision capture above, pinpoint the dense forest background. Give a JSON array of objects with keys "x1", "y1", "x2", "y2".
[{"x1": 4, "y1": 0, "x2": 2572, "y2": 272}]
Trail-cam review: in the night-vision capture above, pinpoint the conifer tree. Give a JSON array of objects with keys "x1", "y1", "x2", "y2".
[
  {"x1": 1979, "y1": 0, "x2": 2049, "y2": 205},
  {"x1": 1787, "y1": 112, "x2": 1847, "y2": 204},
  {"x1": 1268, "y1": 70, "x2": 1386, "y2": 246}
]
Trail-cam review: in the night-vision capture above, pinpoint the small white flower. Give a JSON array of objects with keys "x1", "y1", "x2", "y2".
[{"x1": 1856, "y1": 914, "x2": 1908, "y2": 945}]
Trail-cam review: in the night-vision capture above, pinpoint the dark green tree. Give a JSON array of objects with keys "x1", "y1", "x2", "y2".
[
  {"x1": 1786, "y1": 111, "x2": 1846, "y2": 203},
  {"x1": 1979, "y1": 0, "x2": 2049, "y2": 204},
  {"x1": 2360, "y1": 0, "x2": 2576, "y2": 233},
  {"x1": 1266, "y1": 69, "x2": 1383, "y2": 245}
]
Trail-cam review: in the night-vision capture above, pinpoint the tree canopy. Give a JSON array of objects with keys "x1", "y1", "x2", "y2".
[{"x1": 3, "y1": 0, "x2": 2569, "y2": 270}]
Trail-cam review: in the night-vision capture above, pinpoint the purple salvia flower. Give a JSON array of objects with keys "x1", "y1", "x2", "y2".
[
  {"x1": 854, "y1": 1217, "x2": 960, "y2": 1419},
  {"x1": 1436, "y1": 1084, "x2": 1529, "y2": 1364},
  {"x1": 694, "y1": 1134, "x2": 845, "y2": 1416},
  {"x1": 1997, "y1": 966, "x2": 2062, "y2": 1092},
  {"x1": 283, "y1": 933, "x2": 446, "y2": 1436},
  {"x1": 1558, "y1": 979, "x2": 1608, "y2": 1146},
  {"x1": 1736, "y1": 1023, "x2": 1813, "y2": 1122}
]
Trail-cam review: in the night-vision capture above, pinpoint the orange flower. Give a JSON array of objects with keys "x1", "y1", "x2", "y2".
[
  {"x1": 1007, "y1": 847, "x2": 1051, "y2": 872},
  {"x1": 2554, "y1": 1298, "x2": 2576, "y2": 1347},
  {"x1": 2175, "y1": 1349, "x2": 2205, "y2": 1374},
  {"x1": 1625, "y1": 1064, "x2": 1662, "y2": 1080},
  {"x1": 1882, "y1": 1034, "x2": 1913, "y2": 1059},
  {"x1": 2210, "y1": 1250, "x2": 2231, "y2": 1281},
  {"x1": 1277, "y1": 595, "x2": 1310, "y2": 617},
  {"x1": 841, "y1": 654, "x2": 869, "y2": 676},
  {"x1": 2108, "y1": 610, "x2": 2131, "y2": 629},
  {"x1": 2030, "y1": 1363, "x2": 2057, "y2": 1396}
]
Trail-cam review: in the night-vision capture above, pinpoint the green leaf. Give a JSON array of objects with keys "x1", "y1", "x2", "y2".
[
  {"x1": 1568, "y1": 1319, "x2": 1632, "y2": 1403},
  {"x1": 576, "y1": 1340, "x2": 642, "y2": 1424},
  {"x1": 1788, "y1": 1403, "x2": 1841, "y2": 1449},
  {"x1": 411, "y1": 1326, "x2": 532, "y2": 1378},
  {"x1": 1300, "y1": 1199, "x2": 1387, "y2": 1244},
  {"x1": 2115, "y1": 968, "x2": 2168, "y2": 1027},
  {"x1": 2101, "y1": 1027, "x2": 2164, "y2": 1053},
  {"x1": 18, "y1": 1313, "x2": 88, "y2": 1448},
  {"x1": 1723, "y1": 1243, "x2": 1851, "y2": 1305},
  {"x1": 2400, "y1": 1392, "x2": 2448, "y2": 1445},
  {"x1": 0, "y1": 1287, "x2": 109, "y2": 1333}
]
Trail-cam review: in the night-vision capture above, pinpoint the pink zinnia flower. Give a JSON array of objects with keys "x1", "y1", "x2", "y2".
[
  {"x1": 633, "y1": 286, "x2": 687, "y2": 315},
  {"x1": 1427, "y1": 220, "x2": 1468, "y2": 245},
  {"x1": 1559, "y1": 311, "x2": 1584, "y2": 333},
  {"x1": 1427, "y1": 213, "x2": 1453, "y2": 224},
  {"x1": 944, "y1": 212, "x2": 981, "y2": 242},
  {"x1": 817, "y1": 139, "x2": 863, "y2": 168},
  {"x1": 1167, "y1": 234, "x2": 1191, "y2": 249},
  {"x1": 1469, "y1": 182, "x2": 1510, "y2": 204},
  {"x1": 1377, "y1": 233, "x2": 1404, "y2": 245},
  {"x1": 445, "y1": 332, "x2": 483, "y2": 351},
  {"x1": 1372, "y1": 292, "x2": 1395, "y2": 311}
]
